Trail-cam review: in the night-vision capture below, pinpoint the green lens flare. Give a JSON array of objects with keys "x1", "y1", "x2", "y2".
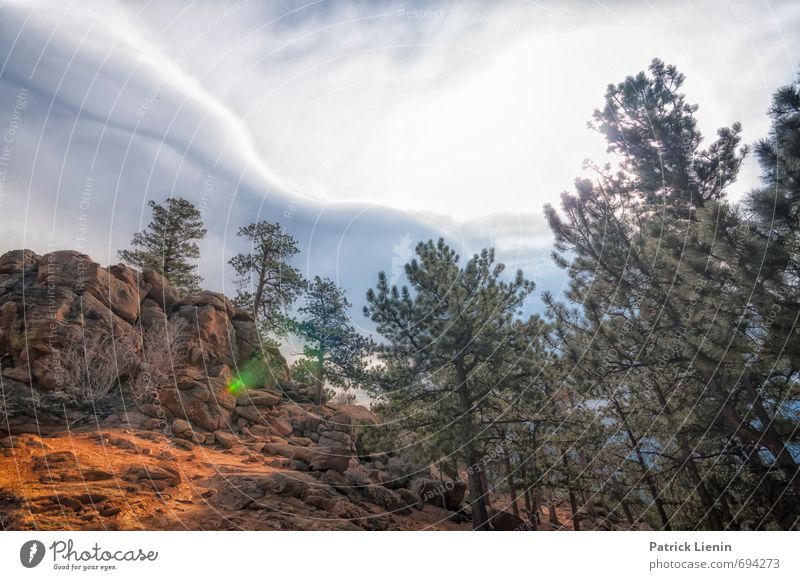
[{"x1": 227, "y1": 377, "x2": 246, "y2": 395}]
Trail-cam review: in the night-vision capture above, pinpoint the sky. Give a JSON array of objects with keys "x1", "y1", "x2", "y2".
[{"x1": 0, "y1": 0, "x2": 799, "y2": 337}]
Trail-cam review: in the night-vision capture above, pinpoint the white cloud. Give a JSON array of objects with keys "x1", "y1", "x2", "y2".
[{"x1": 0, "y1": 0, "x2": 798, "y2": 280}]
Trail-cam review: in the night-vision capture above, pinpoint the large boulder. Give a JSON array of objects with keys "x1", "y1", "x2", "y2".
[
  {"x1": 36, "y1": 251, "x2": 141, "y2": 324},
  {"x1": 488, "y1": 509, "x2": 528, "y2": 531},
  {"x1": 157, "y1": 376, "x2": 236, "y2": 432},
  {"x1": 413, "y1": 478, "x2": 467, "y2": 511},
  {"x1": 307, "y1": 446, "x2": 353, "y2": 473}
]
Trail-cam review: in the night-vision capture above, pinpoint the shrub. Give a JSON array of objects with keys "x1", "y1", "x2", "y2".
[
  {"x1": 129, "y1": 317, "x2": 189, "y2": 404},
  {"x1": 45, "y1": 329, "x2": 135, "y2": 406}
]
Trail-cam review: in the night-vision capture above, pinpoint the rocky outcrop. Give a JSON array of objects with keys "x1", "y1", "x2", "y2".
[{"x1": 0, "y1": 249, "x2": 288, "y2": 434}]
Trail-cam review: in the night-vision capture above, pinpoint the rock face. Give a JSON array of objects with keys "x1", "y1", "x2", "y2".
[{"x1": 0, "y1": 249, "x2": 288, "y2": 434}]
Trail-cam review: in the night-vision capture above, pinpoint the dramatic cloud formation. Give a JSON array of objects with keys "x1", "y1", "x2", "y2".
[{"x1": 0, "y1": 0, "x2": 798, "y2": 329}]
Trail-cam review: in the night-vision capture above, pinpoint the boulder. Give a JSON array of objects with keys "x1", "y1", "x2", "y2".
[
  {"x1": 174, "y1": 304, "x2": 237, "y2": 367},
  {"x1": 214, "y1": 430, "x2": 240, "y2": 449},
  {"x1": 398, "y1": 488, "x2": 423, "y2": 511},
  {"x1": 488, "y1": 509, "x2": 527, "y2": 531},
  {"x1": 170, "y1": 419, "x2": 193, "y2": 435},
  {"x1": 234, "y1": 404, "x2": 267, "y2": 424},
  {"x1": 307, "y1": 446, "x2": 352, "y2": 473},
  {"x1": 269, "y1": 418, "x2": 293, "y2": 437},
  {"x1": 0, "y1": 249, "x2": 39, "y2": 274},
  {"x1": 159, "y1": 385, "x2": 234, "y2": 432},
  {"x1": 235, "y1": 389, "x2": 281, "y2": 408},
  {"x1": 413, "y1": 478, "x2": 467, "y2": 511},
  {"x1": 140, "y1": 268, "x2": 180, "y2": 312},
  {"x1": 361, "y1": 485, "x2": 410, "y2": 515},
  {"x1": 36, "y1": 251, "x2": 141, "y2": 324}
]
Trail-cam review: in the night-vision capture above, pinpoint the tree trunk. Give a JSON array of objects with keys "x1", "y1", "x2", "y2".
[
  {"x1": 438, "y1": 461, "x2": 448, "y2": 511},
  {"x1": 577, "y1": 452, "x2": 598, "y2": 524},
  {"x1": 252, "y1": 270, "x2": 266, "y2": 321},
  {"x1": 456, "y1": 362, "x2": 489, "y2": 530},
  {"x1": 502, "y1": 447, "x2": 520, "y2": 518},
  {"x1": 520, "y1": 463, "x2": 533, "y2": 514},
  {"x1": 613, "y1": 398, "x2": 672, "y2": 530},
  {"x1": 622, "y1": 501, "x2": 635, "y2": 528},
  {"x1": 314, "y1": 348, "x2": 324, "y2": 406},
  {"x1": 560, "y1": 452, "x2": 581, "y2": 530},
  {"x1": 738, "y1": 384, "x2": 798, "y2": 482},
  {"x1": 548, "y1": 499, "x2": 560, "y2": 528},
  {"x1": 568, "y1": 488, "x2": 581, "y2": 531}
]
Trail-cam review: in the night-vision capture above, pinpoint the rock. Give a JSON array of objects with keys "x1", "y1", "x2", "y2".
[
  {"x1": 214, "y1": 430, "x2": 239, "y2": 449},
  {"x1": 206, "y1": 471, "x2": 369, "y2": 526},
  {"x1": 413, "y1": 478, "x2": 467, "y2": 511},
  {"x1": 171, "y1": 438, "x2": 194, "y2": 451},
  {"x1": 381, "y1": 456, "x2": 414, "y2": 489},
  {"x1": 488, "y1": 509, "x2": 527, "y2": 531},
  {"x1": 173, "y1": 304, "x2": 237, "y2": 367},
  {"x1": 262, "y1": 442, "x2": 307, "y2": 461},
  {"x1": 170, "y1": 419, "x2": 193, "y2": 435},
  {"x1": 323, "y1": 412, "x2": 353, "y2": 434},
  {"x1": 317, "y1": 429, "x2": 352, "y2": 446},
  {"x1": 248, "y1": 424, "x2": 269, "y2": 436},
  {"x1": 36, "y1": 251, "x2": 141, "y2": 324},
  {"x1": 140, "y1": 268, "x2": 180, "y2": 312},
  {"x1": 307, "y1": 446, "x2": 352, "y2": 473},
  {"x1": 82, "y1": 469, "x2": 114, "y2": 481},
  {"x1": 398, "y1": 488, "x2": 423, "y2": 511},
  {"x1": 0, "y1": 248, "x2": 267, "y2": 437},
  {"x1": 123, "y1": 464, "x2": 181, "y2": 486},
  {"x1": 362, "y1": 485, "x2": 410, "y2": 515},
  {"x1": 176, "y1": 291, "x2": 235, "y2": 318},
  {"x1": 99, "y1": 505, "x2": 122, "y2": 517},
  {"x1": 0, "y1": 249, "x2": 39, "y2": 274},
  {"x1": 2, "y1": 366, "x2": 30, "y2": 383},
  {"x1": 234, "y1": 404, "x2": 267, "y2": 424},
  {"x1": 268, "y1": 418, "x2": 293, "y2": 437},
  {"x1": 344, "y1": 466, "x2": 371, "y2": 487},
  {"x1": 235, "y1": 390, "x2": 281, "y2": 408},
  {"x1": 159, "y1": 385, "x2": 234, "y2": 432},
  {"x1": 291, "y1": 460, "x2": 310, "y2": 472}
]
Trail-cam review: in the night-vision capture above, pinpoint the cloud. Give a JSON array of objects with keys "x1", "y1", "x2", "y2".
[{"x1": 0, "y1": 0, "x2": 798, "y2": 323}]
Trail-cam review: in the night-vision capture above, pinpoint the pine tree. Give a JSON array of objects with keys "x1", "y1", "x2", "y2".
[
  {"x1": 229, "y1": 221, "x2": 304, "y2": 333},
  {"x1": 119, "y1": 197, "x2": 207, "y2": 293},
  {"x1": 543, "y1": 59, "x2": 799, "y2": 529},
  {"x1": 293, "y1": 276, "x2": 372, "y2": 405},
  {"x1": 365, "y1": 238, "x2": 541, "y2": 530}
]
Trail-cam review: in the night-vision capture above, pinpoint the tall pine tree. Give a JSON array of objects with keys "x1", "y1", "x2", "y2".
[{"x1": 119, "y1": 197, "x2": 207, "y2": 293}]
